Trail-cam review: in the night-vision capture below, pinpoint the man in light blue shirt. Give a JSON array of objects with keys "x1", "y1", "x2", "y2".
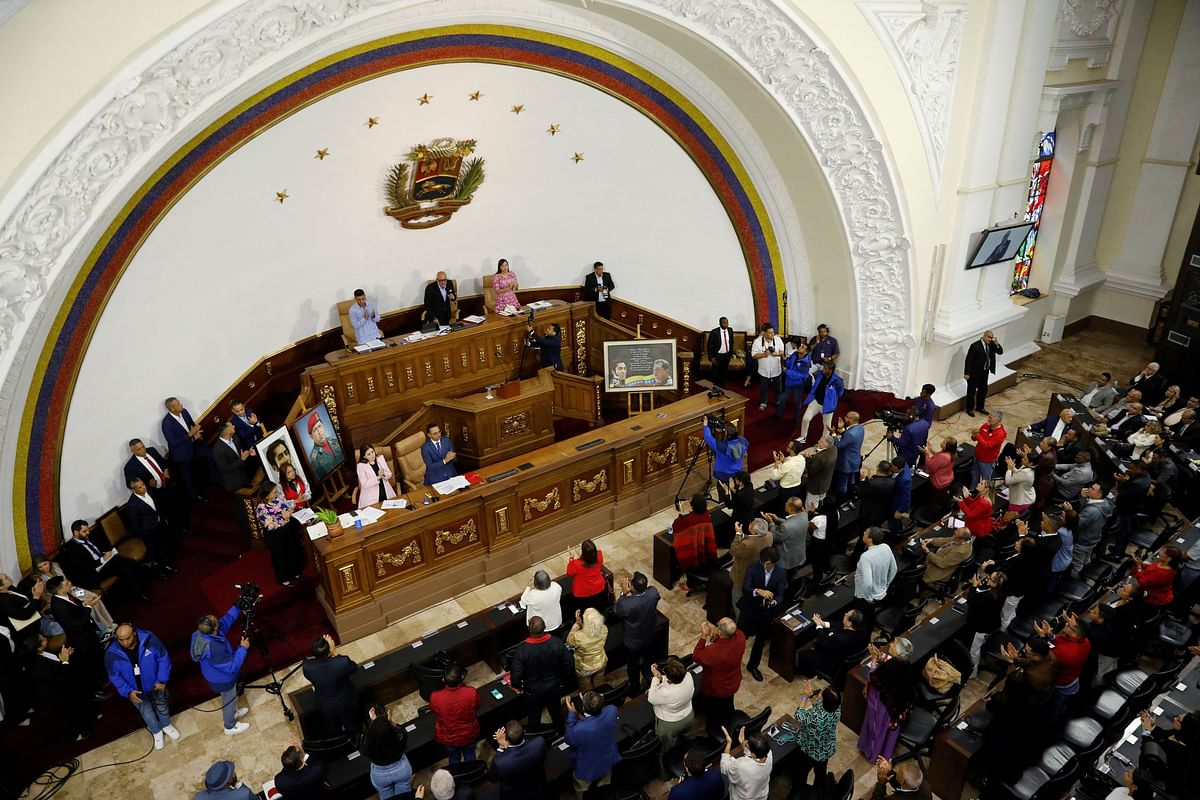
[
  {"x1": 349, "y1": 288, "x2": 383, "y2": 343},
  {"x1": 854, "y1": 527, "x2": 897, "y2": 603}
]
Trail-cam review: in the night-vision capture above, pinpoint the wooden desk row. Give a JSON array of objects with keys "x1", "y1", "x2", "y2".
[{"x1": 311, "y1": 392, "x2": 745, "y2": 639}]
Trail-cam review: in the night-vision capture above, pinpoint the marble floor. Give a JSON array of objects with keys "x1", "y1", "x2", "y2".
[{"x1": 48, "y1": 329, "x2": 1156, "y2": 800}]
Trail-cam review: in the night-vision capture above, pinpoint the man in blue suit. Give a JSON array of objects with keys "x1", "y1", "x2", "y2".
[
  {"x1": 422, "y1": 423, "x2": 458, "y2": 486},
  {"x1": 832, "y1": 411, "x2": 864, "y2": 496},
  {"x1": 123, "y1": 438, "x2": 186, "y2": 531},
  {"x1": 565, "y1": 691, "x2": 620, "y2": 797},
  {"x1": 229, "y1": 400, "x2": 267, "y2": 451},
  {"x1": 1026, "y1": 408, "x2": 1076, "y2": 443},
  {"x1": 737, "y1": 547, "x2": 787, "y2": 682},
  {"x1": 798, "y1": 363, "x2": 845, "y2": 444},
  {"x1": 160, "y1": 397, "x2": 213, "y2": 501},
  {"x1": 888, "y1": 407, "x2": 930, "y2": 466},
  {"x1": 489, "y1": 720, "x2": 548, "y2": 800}
]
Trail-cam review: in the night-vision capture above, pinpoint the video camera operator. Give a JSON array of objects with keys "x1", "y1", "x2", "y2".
[
  {"x1": 190, "y1": 597, "x2": 252, "y2": 735},
  {"x1": 885, "y1": 406, "x2": 929, "y2": 467},
  {"x1": 702, "y1": 415, "x2": 749, "y2": 502}
]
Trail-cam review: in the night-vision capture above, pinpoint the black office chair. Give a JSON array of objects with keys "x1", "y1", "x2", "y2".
[
  {"x1": 728, "y1": 706, "x2": 772, "y2": 739},
  {"x1": 1107, "y1": 669, "x2": 1151, "y2": 697},
  {"x1": 666, "y1": 734, "x2": 723, "y2": 778},
  {"x1": 300, "y1": 733, "x2": 354, "y2": 760},
  {"x1": 883, "y1": 563, "x2": 928, "y2": 607},
  {"x1": 413, "y1": 659, "x2": 448, "y2": 701},
  {"x1": 612, "y1": 731, "x2": 661, "y2": 789},
  {"x1": 830, "y1": 770, "x2": 855, "y2": 800},
  {"x1": 814, "y1": 645, "x2": 868, "y2": 690},
  {"x1": 911, "y1": 503, "x2": 945, "y2": 529},
  {"x1": 499, "y1": 644, "x2": 520, "y2": 674},
  {"x1": 593, "y1": 679, "x2": 631, "y2": 708},
  {"x1": 914, "y1": 639, "x2": 972, "y2": 710},
  {"x1": 446, "y1": 760, "x2": 489, "y2": 786},
  {"x1": 1054, "y1": 577, "x2": 1097, "y2": 612},
  {"x1": 894, "y1": 697, "x2": 959, "y2": 763},
  {"x1": 1079, "y1": 559, "x2": 1117, "y2": 586},
  {"x1": 875, "y1": 599, "x2": 924, "y2": 639},
  {"x1": 924, "y1": 555, "x2": 975, "y2": 602},
  {"x1": 1059, "y1": 716, "x2": 1106, "y2": 766},
  {"x1": 1090, "y1": 689, "x2": 1132, "y2": 740}
]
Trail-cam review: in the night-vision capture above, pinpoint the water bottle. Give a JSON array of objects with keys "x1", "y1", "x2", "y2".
[{"x1": 667, "y1": 522, "x2": 673, "y2": 537}]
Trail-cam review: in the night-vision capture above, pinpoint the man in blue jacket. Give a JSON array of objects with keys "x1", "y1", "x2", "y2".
[
  {"x1": 105, "y1": 623, "x2": 179, "y2": 750},
  {"x1": 889, "y1": 456, "x2": 913, "y2": 528},
  {"x1": 702, "y1": 418, "x2": 749, "y2": 500},
  {"x1": 799, "y1": 363, "x2": 845, "y2": 444},
  {"x1": 565, "y1": 691, "x2": 620, "y2": 799},
  {"x1": 190, "y1": 605, "x2": 251, "y2": 734},
  {"x1": 489, "y1": 720, "x2": 548, "y2": 800},
  {"x1": 832, "y1": 411, "x2": 864, "y2": 496},
  {"x1": 889, "y1": 407, "x2": 930, "y2": 466}
]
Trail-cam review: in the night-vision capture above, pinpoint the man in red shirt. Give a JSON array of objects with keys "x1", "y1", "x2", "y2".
[
  {"x1": 429, "y1": 664, "x2": 482, "y2": 763},
  {"x1": 692, "y1": 617, "x2": 745, "y2": 737},
  {"x1": 970, "y1": 410, "x2": 1007, "y2": 486},
  {"x1": 1035, "y1": 613, "x2": 1090, "y2": 721}
]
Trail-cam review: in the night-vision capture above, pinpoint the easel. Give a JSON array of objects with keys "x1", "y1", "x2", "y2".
[
  {"x1": 318, "y1": 469, "x2": 351, "y2": 506},
  {"x1": 627, "y1": 322, "x2": 656, "y2": 416}
]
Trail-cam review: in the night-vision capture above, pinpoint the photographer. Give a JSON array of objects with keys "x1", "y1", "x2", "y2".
[
  {"x1": 526, "y1": 322, "x2": 563, "y2": 371},
  {"x1": 702, "y1": 417, "x2": 749, "y2": 500},
  {"x1": 886, "y1": 406, "x2": 929, "y2": 467},
  {"x1": 749, "y1": 323, "x2": 784, "y2": 411},
  {"x1": 189, "y1": 604, "x2": 251, "y2": 735}
]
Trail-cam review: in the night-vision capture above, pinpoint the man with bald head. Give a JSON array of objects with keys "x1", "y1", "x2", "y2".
[
  {"x1": 964, "y1": 329, "x2": 1003, "y2": 417},
  {"x1": 423, "y1": 270, "x2": 457, "y2": 325},
  {"x1": 104, "y1": 622, "x2": 179, "y2": 750},
  {"x1": 869, "y1": 757, "x2": 931, "y2": 800},
  {"x1": 693, "y1": 617, "x2": 745, "y2": 736},
  {"x1": 1128, "y1": 361, "x2": 1166, "y2": 407},
  {"x1": 1105, "y1": 402, "x2": 1146, "y2": 441}
]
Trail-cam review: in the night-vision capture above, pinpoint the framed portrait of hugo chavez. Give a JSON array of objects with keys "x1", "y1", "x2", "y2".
[
  {"x1": 603, "y1": 339, "x2": 677, "y2": 392},
  {"x1": 291, "y1": 402, "x2": 346, "y2": 482}
]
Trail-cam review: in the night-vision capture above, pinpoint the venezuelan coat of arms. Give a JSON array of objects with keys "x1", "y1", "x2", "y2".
[{"x1": 383, "y1": 137, "x2": 485, "y2": 229}]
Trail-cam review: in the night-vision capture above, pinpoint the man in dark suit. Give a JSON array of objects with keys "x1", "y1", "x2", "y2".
[
  {"x1": 489, "y1": 719, "x2": 548, "y2": 800},
  {"x1": 707, "y1": 317, "x2": 735, "y2": 388},
  {"x1": 0, "y1": 572, "x2": 43, "y2": 643},
  {"x1": 1168, "y1": 409, "x2": 1200, "y2": 449},
  {"x1": 125, "y1": 477, "x2": 178, "y2": 572},
  {"x1": 1128, "y1": 362, "x2": 1166, "y2": 407},
  {"x1": 302, "y1": 633, "x2": 359, "y2": 737},
  {"x1": 30, "y1": 634, "x2": 99, "y2": 741},
  {"x1": 737, "y1": 547, "x2": 787, "y2": 682},
  {"x1": 582, "y1": 262, "x2": 615, "y2": 319},
  {"x1": 423, "y1": 271, "x2": 457, "y2": 325},
  {"x1": 510, "y1": 616, "x2": 573, "y2": 731},
  {"x1": 124, "y1": 438, "x2": 186, "y2": 531},
  {"x1": 1104, "y1": 403, "x2": 1146, "y2": 442},
  {"x1": 45, "y1": 576, "x2": 107, "y2": 695},
  {"x1": 854, "y1": 461, "x2": 896, "y2": 529},
  {"x1": 1027, "y1": 408, "x2": 1077, "y2": 442},
  {"x1": 526, "y1": 322, "x2": 563, "y2": 371},
  {"x1": 422, "y1": 423, "x2": 458, "y2": 486},
  {"x1": 794, "y1": 609, "x2": 869, "y2": 678},
  {"x1": 229, "y1": 400, "x2": 268, "y2": 450},
  {"x1": 59, "y1": 519, "x2": 151, "y2": 600},
  {"x1": 963, "y1": 330, "x2": 1003, "y2": 417},
  {"x1": 160, "y1": 396, "x2": 213, "y2": 501},
  {"x1": 213, "y1": 422, "x2": 253, "y2": 493},
  {"x1": 274, "y1": 743, "x2": 330, "y2": 799}
]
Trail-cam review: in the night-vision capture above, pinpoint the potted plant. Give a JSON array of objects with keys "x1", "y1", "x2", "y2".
[{"x1": 314, "y1": 507, "x2": 343, "y2": 538}]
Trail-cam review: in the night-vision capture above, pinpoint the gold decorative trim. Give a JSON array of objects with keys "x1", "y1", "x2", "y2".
[
  {"x1": 574, "y1": 319, "x2": 587, "y2": 377},
  {"x1": 682, "y1": 361, "x2": 691, "y2": 396},
  {"x1": 386, "y1": 370, "x2": 395, "y2": 388},
  {"x1": 375, "y1": 541, "x2": 423, "y2": 576},
  {"x1": 494, "y1": 344, "x2": 504, "y2": 359},
  {"x1": 522, "y1": 487, "x2": 562, "y2": 520},
  {"x1": 511, "y1": 340, "x2": 519, "y2": 355},
  {"x1": 495, "y1": 507, "x2": 510, "y2": 534},
  {"x1": 623, "y1": 458, "x2": 634, "y2": 483},
  {"x1": 242, "y1": 497, "x2": 262, "y2": 542},
  {"x1": 424, "y1": 362, "x2": 433, "y2": 379},
  {"x1": 338, "y1": 564, "x2": 358, "y2": 593},
  {"x1": 572, "y1": 469, "x2": 608, "y2": 501},
  {"x1": 344, "y1": 381, "x2": 355, "y2": 399},
  {"x1": 405, "y1": 366, "x2": 414, "y2": 384},
  {"x1": 478, "y1": 347, "x2": 486, "y2": 364},
  {"x1": 318, "y1": 384, "x2": 340, "y2": 432},
  {"x1": 434, "y1": 518, "x2": 479, "y2": 554},
  {"x1": 366, "y1": 376, "x2": 376, "y2": 394},
  {"x1": 460, "y1": 352, "x2": 469, "y2": 369},
  {"x1": 646, "y1": 442, "x2": 678, "y2": 471},
  {"x1": 593, "y1": 383, "x2": 602, "y2": 421},
  {"x1": 265, "y1": 360, "x2": 273, "y2": 376},
  {"x1": 502, "y1": 412, "x2": 530, "y2": 438},
  {"x1": 442, "y1": 356, "x2": 451, "y2": 373}
]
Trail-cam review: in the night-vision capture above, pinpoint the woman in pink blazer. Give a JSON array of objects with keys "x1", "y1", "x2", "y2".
[{"x1": 356, "y1": 446, "x2": 397, "y2": 508}]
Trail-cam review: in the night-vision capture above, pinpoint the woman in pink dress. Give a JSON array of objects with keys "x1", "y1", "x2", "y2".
[
  {"x1": 356, "y1": 445, "x2": 397, "y2": 508},
  {"x1": 492, "y1": 258, "x2": 520, "y2": 313}
]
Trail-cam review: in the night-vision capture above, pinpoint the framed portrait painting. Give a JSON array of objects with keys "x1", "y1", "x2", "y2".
[
  {"x1": 291, "y1": 402, "x2": 346, "y2": 482},
  {"x1": 255, "y1": 427, "x2": 310, "y2": 490}
]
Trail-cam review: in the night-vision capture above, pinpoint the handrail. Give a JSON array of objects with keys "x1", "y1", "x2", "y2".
[{"x1": 378, "y1": 405, "x2": 433, "y2": 448}]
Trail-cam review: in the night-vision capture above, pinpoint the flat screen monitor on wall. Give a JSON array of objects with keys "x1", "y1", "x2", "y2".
[
  {"x1": 603, "y1": 339, "x2": 678, "y2": 392},
  {"x1": 966, "y1": 222, "x2": 1034, "y2": 269}
]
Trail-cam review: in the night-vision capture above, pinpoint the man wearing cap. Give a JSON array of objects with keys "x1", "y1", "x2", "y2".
[
  {"x1": 306, "y1": 412, "x2": 344, "y2": 476},
  {"x1": 194, "y1": 760, "x2": 254, "y2": 799}
]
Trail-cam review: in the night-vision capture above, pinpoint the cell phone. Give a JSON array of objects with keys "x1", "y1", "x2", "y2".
[{"x1": 490, "y1": 688, "x2": 503, "y2": 700}]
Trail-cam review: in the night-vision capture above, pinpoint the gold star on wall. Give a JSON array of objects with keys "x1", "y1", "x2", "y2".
[
  {"x1": 547, "y1": 124, "x2": 560, "y2": 136},
  {"x1": 511, "y1": 105, "x2": 525, "y2": 114},
  {"x1": 366, "y1": 117, "x2": 380, "y2": 128},
  {"x1": 315, "y1": 148, "x2": 330, "y2": 160},
  {"x1": 275, "y1": 190, "x2": 289, "y2": 203},
  {"x1": 571, "y1": 153, "x2": 584, "y2": 163},
  {"x1": 468, "y1": 90, "x2": 483, "y2": 101},
  {"x1": 418, "y1": 94, "x2": 433, "y2": 105}
]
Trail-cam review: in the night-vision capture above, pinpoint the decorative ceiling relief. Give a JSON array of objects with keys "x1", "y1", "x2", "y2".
[
  {"x1": 1049, "y1": 0, "x2": 1123, "y2": 69},
  {"x1": 857, "y1": 1, "x2": 966, "y2": 188}
]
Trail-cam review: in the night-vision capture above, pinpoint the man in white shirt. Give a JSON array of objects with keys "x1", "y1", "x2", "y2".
[
  {"x1": 854, "y1": 527, "x2": 897, "y2": 604},
  {"x1": 348, "y1": 289, "x2": 383, "y2": 343},
  {"x1": 750, "y1": 324, "x2": 784, "y2": 412},
  {"x1": 519, "y1": 570, "x2": 563, "y2": 633},
  {"x1": 769, "y1": 439, "x2": 806, "y2": 500},
  {"x1": 1078, "y1": 372, "x2": 1119, "y2": 415},
  {"x1": 719, "y1": 726, "x2": 773, "y2": 800}
]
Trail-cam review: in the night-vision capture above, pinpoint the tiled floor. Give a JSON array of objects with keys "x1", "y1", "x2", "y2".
[{"x1": 48, "y1": 330, "x2": 1156, "y2": 799}]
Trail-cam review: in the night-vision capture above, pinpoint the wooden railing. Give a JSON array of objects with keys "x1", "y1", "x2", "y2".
[{"x1": 551, "y1": 371, "x2": 604, "y2": 425}]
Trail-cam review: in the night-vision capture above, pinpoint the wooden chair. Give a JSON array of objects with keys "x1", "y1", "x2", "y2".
[
  {"x1": 698, "y1": 330, "x2": 748, "y2": 376},
  {"x1": 96, "y1": 505, "x2": 147, "y2": 564},
  {"x1": 336, "y1": 299, "x2": 358, "y2": 347},
  {"x1": 482, "y1": 274, "x2": 497, "y2": 314},
  {"x1": 395, "y1": 432, "x2": 428, "y2": 492}
]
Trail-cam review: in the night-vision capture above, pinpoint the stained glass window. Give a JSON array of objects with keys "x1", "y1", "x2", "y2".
[{"x1": 1011, "y1": 130, "x2": 1055, "y2": 294}]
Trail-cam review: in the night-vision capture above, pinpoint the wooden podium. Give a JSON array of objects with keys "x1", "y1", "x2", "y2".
[{"x1": 425, "y1": 370, "x2": 556, "y2": 470}]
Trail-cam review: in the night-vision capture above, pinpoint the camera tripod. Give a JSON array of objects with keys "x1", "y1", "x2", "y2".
[
  {"x1": 862, "y1": 418, "x2": 899, "y2": 464},
  {"x1": 237, "y1": 606, "x2": 302, "y2": 722}
]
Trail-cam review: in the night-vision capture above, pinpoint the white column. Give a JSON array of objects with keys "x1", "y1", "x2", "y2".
[{"x1": 1105, "y1": 0, "x2": 1200, "y2": 301}]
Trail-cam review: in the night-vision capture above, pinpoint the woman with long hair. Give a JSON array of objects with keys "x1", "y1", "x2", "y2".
[
  {"x1": 363, "y1": 703, "x2": 412, "y2": 799},
  {"x1": 492, "y1": 258, "x2": 520, "y2": 314},
  {"x1": 356, "y1": 445, "x2": 397, "y2": 509},
  {"x1": 565, "y1": 607, "x2": 608, "y2": 691},
  {"x1": 280, "y1": 463, "x2": 309, "y2": 509},
  {"x1": 566, "y1": 539, "x2": 607, "y2": 614}
]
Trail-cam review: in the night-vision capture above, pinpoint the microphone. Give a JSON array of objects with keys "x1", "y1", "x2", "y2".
[{"x1": 527, "y1": 308, "x2": 536, "y2": 325}]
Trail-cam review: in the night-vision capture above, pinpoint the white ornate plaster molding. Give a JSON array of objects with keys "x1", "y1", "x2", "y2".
[
  {"x1": 1049, "y1": 0, "x2": 1122, "y2": 70},
  {"x1": 631, "y1": 0, "x2": 915, "y2": 392},
  {"x1": 856, "y1": 1, "x2": 966, "y2": 188}
]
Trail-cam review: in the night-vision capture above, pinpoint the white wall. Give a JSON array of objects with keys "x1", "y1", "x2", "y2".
[{"x1": 59, "y1": 62, "x2": 749, "y2": 523}]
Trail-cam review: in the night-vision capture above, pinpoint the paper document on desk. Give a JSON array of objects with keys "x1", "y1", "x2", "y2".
[
  {"x1": 462, "y1": 314, "x2": 486, "y2": 324},
  {"x1": 948, "y1": 517, "x2": 966, "y2": 529},
  {"x1": 381, "y1": 499, "x2": 408, "y2": 510},
  {"x1": 432, "y1": 475, "x2": 472, "y2": 495},
  {"x1": 293, "y1": 507, "x2": 316, "y2": 523},
  {"x1": 306, "y1": 522, "x2": 328, "y2": 541},
  {"x1": 357, "y1": 507, "x2": 386, "y2": 524},
  {"x1": 527, "y1": 300, "x2": 552, "y2": 310},
  {"x1": 353, "y1": 339, "x2": 386, "y2": 352}
]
